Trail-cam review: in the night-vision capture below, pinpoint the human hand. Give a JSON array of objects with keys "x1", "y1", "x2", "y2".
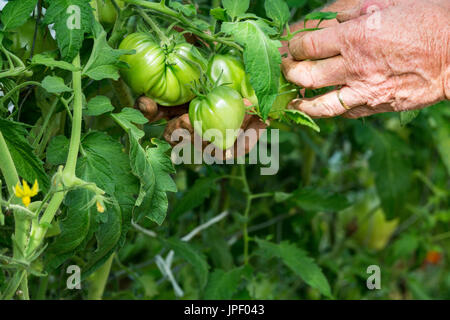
[
  {"x1": 282, "y1": 0, "x2": 450, "y2": 119},
  {"x1": 136, "y1": 96, "x2": 267, "y2": 160}
]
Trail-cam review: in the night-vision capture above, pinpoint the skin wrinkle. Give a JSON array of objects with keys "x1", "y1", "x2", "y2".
[{"x1": 284, "y1": 0, "x2": 449, "y2": 118}]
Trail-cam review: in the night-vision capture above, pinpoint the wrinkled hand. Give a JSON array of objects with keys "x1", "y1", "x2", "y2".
[
  {"x1": 282, "y1": 0, "x2": 450, "y2": 119},
  {"x1": 136, "y1": 96, "x2": 267, "y2": 160}
]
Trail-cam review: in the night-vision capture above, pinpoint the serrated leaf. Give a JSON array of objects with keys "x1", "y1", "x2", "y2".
[
  {"x1": 171, "y1": 176, "x2": 217, "y2": 218},
  {"x1": 0, "y1": 118, "x2": 49, "y2": 192},
  {"x1": 31, "y1": 53, "x2": 79, "y2": 71},
  {"x1": 283, "y1": 109, "x2": 320, "y2": 132},
  {"x1": 41, "y1": 76, "x2": 73, "y2": 94},
  {"x1": 290, "y1": 187, "x2": 350, "y2": 212},
  {"x1": 265, "y1": 0, "x2": 290, "y2": 29},
  {"x1": 82, "y1": 22, "x2": 134, "y2": 80},
  {"x1": 210, "y1": 8, "x2": 227, "y2": 21},
  {"x1": 256, "y1": 239, "x2": 332, "y2": 298},
  {"x1": 85, "y1": 95, "x2": 114, "y2": 116},
  {"x1": 43, "y1": 0, "x2": 94, "y2": 61},
  {"x1": 303, "y1": 11, "x2": 337, "y2": 26},
  {"x1": 1, "y1": 0, "x2": 38, "y2": 30},
  {"x1": 204, "y1": 266, "x2": 251, "y2": 299},
  {"x1": 222, "y1": 0, "x2": 249, "y2": 19},
  {"x1": 46, "y1": 135, "x2": 70, "y2": 165},
  {"x1": 169, "y1": 1, "x2": 196, "y2": 17},
  {"x1": 399, "y1": 110, "x2": 420, "y2": 126},
  {"x1": 222, "y1": 20, "x2": 281, "y2": 119},
  {"x1": 165, "y1": 238, "x2": 209, "y2": 289},
  {"x1": 111, "y1": 109, "x2": 175, "y2": 225},
  {"x1": 355, "y1": 124, "x2": 412, "y2": 219}
]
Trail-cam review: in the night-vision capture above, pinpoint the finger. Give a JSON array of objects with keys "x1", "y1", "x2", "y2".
[
  {"x1": 337, "y1": 0, "x2": 393, "y2": 22},
  {"x1": 289, "y1": 27, "x2": 341, "y2": 60},
  {"x1": 282, "y1": 56, "x2": 347, "y2": 89},
  {"x1": 342, "y1": 103, "x2": 394, "y2": 118},
  {"x1": 289, "y1": 86, "x2": 366, "y2": 118}
]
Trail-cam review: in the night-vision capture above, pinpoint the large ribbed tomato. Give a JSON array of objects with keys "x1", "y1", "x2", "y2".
[
  {"x1": 119, "y1": 33, "x2": 206, "y2": 106},
  {"x1": 189, "y1": 86, "x2": 246, "y2": 150}
]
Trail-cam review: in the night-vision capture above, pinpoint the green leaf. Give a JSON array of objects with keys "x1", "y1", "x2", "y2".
[
  {"x1": 303, "y1": 11, "x2": 337, "y2": 27},
  {"x1": 31, "y1": 53, "x2": 79, "y2": 71},
  {"x1": 85, "y1": 95, "x2": 114, "y2": 116},
  {"x1": 428, "y1": 103, "x2": 450, "y2": 175},
  {"x1": 291, "y1": 187, "x2": 350, "y2": 212},
  {"x1": 82, "y1": 22, "x2": 134, "y2": 80},
  {"x1": 399, "y1": 110, "x2": 420, "y2": 126},
  {"x1": 111, "y1": 109, "x2": 176, "y2": 225},
  {"x1": 43, "y1": 0, "x2": 94, "y2": 61},
  {"x1": 256, "y1": 239, "x2": 332, "y2": 298},
  {"x1": 204, "y1": 266, "x2": 251, "y2": 299},
  {"x1": 222, "y1": 0, "x2": 249, "y2": 19},
  {"x1": 114, "y1": 107, "x2": 148, "y2": 124},
  {"x1": 0, "y1": 118, "x2": 49, "y2": 192},
  {"x1": 265, "y1": 0, "x2": 290, "y2": 29},
  {"x1": 355, "y1": 124, "x2": 412, "y2": 219},
  {"x1": 210, "y1": 8, "x2": 227, "y2": 21},
  {"x1": 41, "y1": 76, "x2": 73, "y2": 94},
  {"x1": 1, "y1": 0, "x2": 38, "y2": 30},
  {"x1": 46, "y1": 135, "x2": 70, "y2": 165},
  {"x1": 169, "y1": 1, "x2": 196, "y2": 17},
  {"x1": 283, "y1": 109, "x2": 320, "y2": 132},
  {"x1": 222, "y1": 20, "x2": 281, "y2": 119},
  {"x1": 171, "y1": 176, "x2": 217, "y2": 218},
  {"x1": 165, "y1": 238, "x2": 209, "y2": 289},
  {"x1": 45, "y1": 188, "x2": 95, "y2": 270}
]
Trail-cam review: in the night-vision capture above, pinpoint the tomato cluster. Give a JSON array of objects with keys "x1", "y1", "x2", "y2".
[{"x1": 119, "y1": 34, "x2": 297, "y2": 149}]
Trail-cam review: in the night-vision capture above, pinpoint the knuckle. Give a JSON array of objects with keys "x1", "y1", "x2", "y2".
[{"x1": 301, "y1": 34, "x2": 319, "y2": 58}]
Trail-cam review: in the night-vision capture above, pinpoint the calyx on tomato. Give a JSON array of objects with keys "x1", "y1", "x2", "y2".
[
  {"x1": 7, "y1": 18, "x2": 56, "y2": 60},
  {"x1": 207, "y1": 54, "x2": 297, "y2": 119},
  {"x1": 189, "y1": 86, "x2": 246, "y2": 150},
  {"x1": 119, "y1": 33, "x2": 207, "y2": 106}
]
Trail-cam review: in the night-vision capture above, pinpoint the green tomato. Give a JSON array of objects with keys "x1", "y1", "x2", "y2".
[
  {"x1": 189, "y1": 86, "x2": 246, "y2": 150},
  {"x1": 207, "y1": 54, "x2": 297, "y2": 118},
  {"x1": 119, "y1": 33, "x2": 206, "y2": 106},
  {"x1": 7, "y1": 18, "x2": 56, "y2": 60},
  {"x1": 90, "y1": 0, "x2": 125, "y2": 27},
  {"x1": 207, "y1": 54, "x2": 257, "y2": 105},
  {"x1": 353, "y1": 208, "x2": 399, "y2": 251}
]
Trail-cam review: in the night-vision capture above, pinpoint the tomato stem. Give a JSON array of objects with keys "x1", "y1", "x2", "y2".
[{"x1": 122, "y1": 0, "x2": 243, "y2": 51}]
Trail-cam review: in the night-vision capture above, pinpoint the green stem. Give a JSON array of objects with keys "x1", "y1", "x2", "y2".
[
  {"x1": 240, "y1": 165, "x2": 252, "y2": 265},
  {"x1": 0, "y1": 131, "x2": 19, "y2": 192},
  {"x1": 136, "y1": 8, "x2": 170, "y2": 43},
  {"x1": 64, "y1": 55, "x2": 82, "y2": 177},
  {"x1": 26, "y1": 54, "x2": 83, "y2": 256},
  {"x1": 122, "y1": 0, "x2": 242, "y2": 51},
  {"x1": 87, "y1": 253, "x2": 114, "y2": 300},
  {"x1": 0, "y1": 131, "x2": 31, "y2": 299},
  {"x1": 32, "y1": 96, "x2": 59, "y2": 149}
]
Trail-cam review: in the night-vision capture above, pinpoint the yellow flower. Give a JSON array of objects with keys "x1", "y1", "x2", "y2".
[
  {"x1": 14, "y1": 179, "x2": 39, "y2": 207},
  {"x1": 96, "y1": 200, "x2": 105, "y2": 213}
]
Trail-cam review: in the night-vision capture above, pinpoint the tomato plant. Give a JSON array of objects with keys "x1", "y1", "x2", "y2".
[{"x1": 0, "y1": 0, "x2": 448, "y2": 302}]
